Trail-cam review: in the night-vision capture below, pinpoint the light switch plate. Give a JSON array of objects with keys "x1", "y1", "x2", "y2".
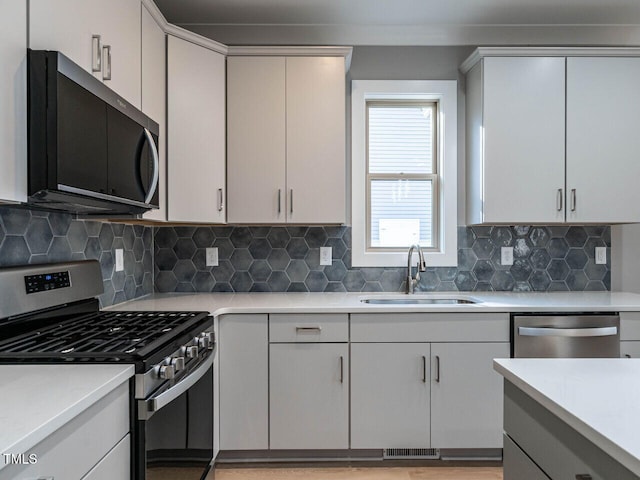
[
  {"x1": 595, "y1": 247, "x2": 607, "y2": 265},
  {"x1": 206, "y1": 247, "x2": 219, "y2": 267},
  {"x1": 115, "y1": 249, "x2": 124, "y2": 272},
  {"x1": 320, "y1": 247, "x2": 332, "y2": 266},
  {"x1": 501, "y1": 247, "x2": 514, "y2": 266}
]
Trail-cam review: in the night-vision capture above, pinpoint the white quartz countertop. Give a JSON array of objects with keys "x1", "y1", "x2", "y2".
[
  {"x1": 0, "y1": 364, "x2": 133, "y2": 471},
  {"x1": 494, "y1": 358, "x2": 640, "y2": 475},
  {"x1": 109, "y1": 291, "x2": 640, "y2": 315}
]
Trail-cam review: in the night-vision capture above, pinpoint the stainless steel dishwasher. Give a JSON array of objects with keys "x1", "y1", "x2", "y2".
[{"x1": 512, "y1": 313, "x2": 620, "y2": 358}]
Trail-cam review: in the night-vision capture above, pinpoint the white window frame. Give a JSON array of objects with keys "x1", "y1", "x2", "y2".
[{"x1": 352, "y1": 80, "x2": 457, "y2": 267}]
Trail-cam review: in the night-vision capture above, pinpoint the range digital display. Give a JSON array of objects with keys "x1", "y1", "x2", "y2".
[{"x1": 24, "y1": 271, "x2": 71, "y2": 294}]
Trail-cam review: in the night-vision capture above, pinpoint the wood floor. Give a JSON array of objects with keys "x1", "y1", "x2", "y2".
[{"x1": 211, "y1": 466, "x2": 503, "y2": 480}]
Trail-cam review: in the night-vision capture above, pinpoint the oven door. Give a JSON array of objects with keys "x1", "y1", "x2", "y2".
[{"x1": 138, "y1": 354, "x2": 214, "y2": 480}]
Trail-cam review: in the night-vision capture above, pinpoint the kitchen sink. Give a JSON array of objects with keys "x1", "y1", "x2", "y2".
[{"x1": 360, "y1": 296, "x2": 478, "y2": 305}]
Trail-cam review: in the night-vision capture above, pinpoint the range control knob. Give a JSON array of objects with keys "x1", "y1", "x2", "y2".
[
  {"x1": 202, "y1": 332, "x2": 215, "y2": 349},
  {"x1": 198, "y1": 336, "x2": 210, "y2": 350},
  {"x1": 185, "y1": 345, "x2": 199, "y2": 358},
  {"x1": 171, "y1": 356, "x2": 185, "y2": 371},
  {"x1": 158, "y1": 364, "x2": 175, "y2": 380}
]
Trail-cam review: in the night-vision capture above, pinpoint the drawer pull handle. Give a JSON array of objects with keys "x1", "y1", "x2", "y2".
[
  {"x1": 422, "y1": 356, "x2": 427, "y2": 383},
  {"x1": 296, "y1": 326, "x2": 322, "y2": 333},
  {"x1": 340, "y1": 355, "x2": 344, "y2": 383},
  {"x1": 575, "y1": 475, "x2": 592, "y2": 480},
  {"x1": 435, "y1": 355, "x2": 441, "y2": 383},
  {"x1": 37, "y1": 477, "x2": 55, "y2": 480}
]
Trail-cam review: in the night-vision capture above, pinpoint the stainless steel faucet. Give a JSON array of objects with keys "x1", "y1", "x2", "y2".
[{"x1": 406, "y1": 244, "x2": 427, "y2": 294}]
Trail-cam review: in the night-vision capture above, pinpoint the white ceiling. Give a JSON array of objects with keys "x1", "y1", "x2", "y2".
[{"x1": 154, "y1": 0, "x2": 640, "y2": 45}]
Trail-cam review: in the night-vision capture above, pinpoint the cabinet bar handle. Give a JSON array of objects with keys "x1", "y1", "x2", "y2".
[
  {"x1": 91, "y1": 35, "x2": 102, "y2": 72},
  {"x1": 37, "y1": 477, "x2": 54, "y2": 480},
  {"x1": 575, "y1": 475, "x2": 592, "y2": 480},
  {"x1": 102, "y1": 45, "x2": 112, "y2": 81},
  {"x1": 217, "y1": 188, "x2": 224, "y2": 212},
  {"x1": 277, "y1": 189, "x2": 281, "y2": 214},
  {"x1": 421, "y1": 356, "x2": 426, "y2": 383},
  {"x1": 557, "y1": 188, "x2": 563, "y2": 211},
  {"x1": 625, "y1": 354, "x2": 631, "y2": 358},
  {"x1": 340, "y1": 356, "x2": 344, "y2": 383},
  {"x1": 290, "y1": 189, "x2": 294, "y2": 214},
  {"x1": 295, "y1": 326, "x2": 322, "y2": 333},
  {"x1": 570, "y1": 188, "x2": 577, "y2": 212},
  {"x1": 518, "y1": 326, "x2": 617, "y2": 337},
  {"x1": 435, "y1": 355, "x2": 440, "y2": 383}
]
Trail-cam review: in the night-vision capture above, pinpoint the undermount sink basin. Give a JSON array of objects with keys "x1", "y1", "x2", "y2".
[{"x1": 360, "y1": 296, "x2": 478, "y2": 305}]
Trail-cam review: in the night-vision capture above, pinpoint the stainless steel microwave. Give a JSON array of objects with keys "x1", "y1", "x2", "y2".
[{"x1": 27, "y1": 49, "x2": 160, "y2": 216}]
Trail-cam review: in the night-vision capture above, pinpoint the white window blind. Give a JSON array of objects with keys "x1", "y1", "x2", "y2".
[{"x1": 366, "y1": 102, "x2": 438, "y2": 250}]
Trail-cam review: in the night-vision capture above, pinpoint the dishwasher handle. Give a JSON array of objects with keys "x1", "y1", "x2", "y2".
[{"x1": 518, "y1": 326, "x2": 618, "y2": 338}]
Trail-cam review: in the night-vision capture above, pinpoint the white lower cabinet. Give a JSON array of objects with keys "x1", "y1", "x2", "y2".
[
  {"x1": 430, "y1": 342, "x2": 510, "y2": 448},
  {"x1": 270, "y1": 343, "x2": 349, "y2": 450},
  {"x1": 620, "y1": 341, "x2": 640, "y2": 358},
  {"x1": 218, "y1": 314, "x2": 269, "y2": 450},
  {"x1": 0, "y1": 381, "x2": 129, "y2": 480},
  {"x1": 351, "y1": 343, "x2": 430, "y2": 449}
]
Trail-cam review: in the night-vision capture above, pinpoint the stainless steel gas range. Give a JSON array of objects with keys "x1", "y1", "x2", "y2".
[{"x1": 0, "y1": 260, "x2": 215, "y2": 480}]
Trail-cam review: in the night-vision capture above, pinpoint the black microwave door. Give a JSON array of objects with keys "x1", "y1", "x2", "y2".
[
  {"x1": 106, "y1": 106, "x2": 148, "y2": 203},
  {"x1": 57, "y1": 74, "x2": 108, "y2": 194}
]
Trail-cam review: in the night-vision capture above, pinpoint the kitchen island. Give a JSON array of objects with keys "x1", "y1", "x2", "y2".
[{"x1": 495, "y1": 358, "x2": 640, "y2": 480}]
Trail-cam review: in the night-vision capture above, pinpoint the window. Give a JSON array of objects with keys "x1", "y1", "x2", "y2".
[
  {"x1": 367, "y1": 101, "x2": 438, "y2": 250},
  {"x1": 352, "y1": 80, "x2": 457, "y2": 267}
]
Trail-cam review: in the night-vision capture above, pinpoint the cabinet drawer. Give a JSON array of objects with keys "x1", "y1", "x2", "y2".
[
  {"x1": 270, "y1": 314, "x2": 348, "y2": 342},
  {"x1": 0, "y1": 381, "x2": 129, "y2": 480},
  {"x1": 620, "y1": 312, "x2": 640, "y2": 340},
  {"x1": 503, "y1": 434, "x2": 550, "y2": 480},
  {"x1": 81, "y1": 434, "x2": 130, "y2": 480},
  {"x1": 351, "y1": 313, "x2": 509, "y2": 342}
]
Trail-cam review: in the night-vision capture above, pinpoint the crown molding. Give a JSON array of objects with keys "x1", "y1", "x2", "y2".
[
  {"x1": 227, "y1": 46, "x2": 353, "y2": 70},
  {"x1": 460, "y1": 46, "x2": 640, "y2": 73}
]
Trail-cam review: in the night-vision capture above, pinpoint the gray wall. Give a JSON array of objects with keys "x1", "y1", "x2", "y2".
[{"x1": 347, "y1": 46, "x2": 475, "y2": 225}]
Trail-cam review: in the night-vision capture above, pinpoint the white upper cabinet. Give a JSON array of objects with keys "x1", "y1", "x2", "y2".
[
  {"x1": 167, "y1": 35, "x2": 226, "y2": 223},
  {"x1": 141, "y1": 5, "x2": 167, "y2": 222},
  {"x1": 0, "y1": 0, "x2": 27, "y2": 203},
  {"x1": 227, "y1": 53, "x2": 348, "y2": 224},
  {"x1": 566, "y1": 57, "x2": 640, "y2": 223},
  {"x1": 227, "y1": 57, "x2": 287, "y2": 224},
  {"x1": 286, "y1": 57, "x2": 346, "y2": 224},
  {"x1": 463, "y1": 48, "x2": 640, "y2": 225},
  {"x1": 30, "y1": 0, "x2": 142, "y2": 108},
  {"x1": 468, "y1": 56, "x2": 566, "y2": 224}
]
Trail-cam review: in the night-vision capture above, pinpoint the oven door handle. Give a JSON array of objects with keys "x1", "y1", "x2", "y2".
[
  {"x1": 139, "y1": 353, "x2": 214, "y2": 420},
  {"x1": 518, "y1": 326, "x2": 618, "y2": 337}
]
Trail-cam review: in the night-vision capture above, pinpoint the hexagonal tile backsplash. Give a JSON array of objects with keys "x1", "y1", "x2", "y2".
[
  {"x1": 0, "y1": 205, "x2": 612, "y2": 303},
  {"x1": 154, "y1": 224, "x2": 611, "y2": 293},
  {"x1": 0, "y1": 206, "x2": 153, "y2": 307}
]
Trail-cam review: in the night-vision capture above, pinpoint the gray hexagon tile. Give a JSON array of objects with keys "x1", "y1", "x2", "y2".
[{"x1": 150, "y1": 224, "x2": 611, "y2": 293}]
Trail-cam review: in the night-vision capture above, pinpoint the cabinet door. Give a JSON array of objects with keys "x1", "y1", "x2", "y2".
[
  {"x1": 620, "y1": 341, "x2": 640, "y2": 358},
  {"x1": 567, "y1": 57, "x2": 640, "y2": 223},
  {"x1": 81, "y1": 434, "x2": 130, "y2": 480},
  {"x1": 218, "y1": 315, "x2": 269, "y2": 450},
  {"x1": 0, "y1": 0, "x2": 27, "y2": 203},
  {"x1": 351, "y1": 343, "x2": 430, "y2": 449},
  {"x1": 167, "y1": 35, "x2": 226, "y2": 223},
  {"x1": 430, "y1": 342, "x2": 509, "y2": 448},
  {"x1": 227, "y1": 57, "x2": 287, "y2": 223},
  {"x1": 270, "y1": 343, "x2": 349, "y2": 449},
  {"x1": 30, "y1": 0, "x2": 141, "y2": 108},
  {"x1": 94, "y1": 0, "x2": 141, "y2": 108},
  {"x1": 286, "y1": 57, "x2": 346, "y2": 223},
  {"x1": 141, "y1": 5, "x2": 167, "y2": 221},
  {"x1": 482, "y1": 57, "x2": 566, "y2": 223}
]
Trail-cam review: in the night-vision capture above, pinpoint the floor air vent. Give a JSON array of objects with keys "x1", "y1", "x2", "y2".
[{"x1": 383, "y1": 448, "x2": 440, "y2": 460}]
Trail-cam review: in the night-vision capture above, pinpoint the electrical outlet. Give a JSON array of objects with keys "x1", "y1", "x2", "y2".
[
  {"x1": 206, "y1": 247, "x2": 219, "y2": 267},
  {"x1": 595, "y1": 247, "x2": 607, "y2": 265},
  {"x1": 115, "y1": 249, "x2": 124, "y2": 272},
  {"x1": 501, "y1": 247, "x2": 514, "y2": 266},
  {"x1": 320, "y1": 247, "x2": 332, "y2": 266}
]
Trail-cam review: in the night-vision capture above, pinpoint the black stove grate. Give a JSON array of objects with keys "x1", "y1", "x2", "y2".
[{"x1": 0, "y1": 310, "x2": 210, "y2": 359}]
